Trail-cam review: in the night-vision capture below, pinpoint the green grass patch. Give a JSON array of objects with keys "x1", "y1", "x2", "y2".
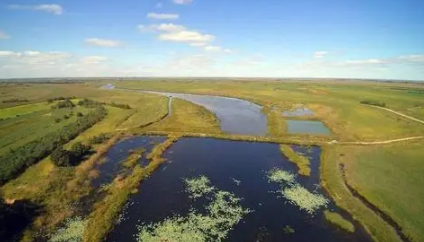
[
  {"x1": 320, "y1": 145, "x2": 402, "y2": 242},
  {"x1": 343, "y1": 140, "x2": 424, "y2": 242},
  {"x1": 280, "y1": 145, "x2": 311, "y2": 176},
  {"x1": 144, "y1": 98, "x2": 221, "y2": 134},
  {"x1": 324, "y1": 210, "x2": 355, "y2": 233}
]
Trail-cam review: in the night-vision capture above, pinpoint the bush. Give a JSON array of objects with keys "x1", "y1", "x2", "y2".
[
  {"x1": 51, "y1": 148, "x2": 72, "y2": 167},
  {"x1": 76, "y1": 112, "x2": 83, "y2": 117},
  {"x1": 2, "y1": 98, "x2": 29, "y2": 103},
  {"x1": 88, "y1": 133, "x2": 110, "y2": 145},
  {"x1": 55, "y1": 118, "x2": 61, "y2": 123},
  {"x1": 52, "y1": 99, "x2": 75, "y2": 109},
  {"x1": 63, "y1": 115, "x2": 69, "y2": 120},
  {"x1": 70, "y1": 142, "x2": 91, "y2": 159},
  {"x1": 360, "y1": 100, "x2": 386, "y2": 107},
  {"x1": 47, "y1": 96, "x2": 77, "y2": 103}
]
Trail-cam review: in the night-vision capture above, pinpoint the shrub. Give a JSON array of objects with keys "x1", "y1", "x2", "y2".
[
  {"x1": 360, "y1": 100, "x2": 386, "y2": 107},
  {"x1": 88, "y1": 133, "x2": 110, "y2": 145},
  {"x1": 51, "y1": 148, "x2": 72, "y2": 167},
  {"x1": 76, "y1": 112, "x2": 83, "y2": 117},
  {"x1": 55, "y1": 118, "x2": 61, "y2": 123},
  {"x1": 70, "y1": 142, "x2": 91, "y2": 159}
]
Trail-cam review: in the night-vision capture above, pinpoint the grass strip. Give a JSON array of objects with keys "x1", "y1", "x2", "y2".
[{"x1": 280, "y1": 144, "x2": 311, "y2": 176}]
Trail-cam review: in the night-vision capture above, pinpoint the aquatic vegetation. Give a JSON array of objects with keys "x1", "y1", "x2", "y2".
[
  {"x1": 231, "y1": 177, "x2": 241, "y2": 186},
  {"x1": 267, "y1": 168, "x2": 296, "y2": 184},
  {"x1": 49, "y1": 217, "x2": 87, "y2": 242},
  {"x1": 136, "y1": 177, "x2": 251, "y2": 242},
  {"x1": 280, "y1": 144, "x2": 311, "y2": 176},
  {"x1": 281, "y1": 184, "x2": 329, "y2": 214},
  {"x1": 283, "y1": 225, "x2": 295, "y2": 234},
  {"x1": 324, "y1": 210, "x2": 355, "y2": 233},
  {"x1": 184, "y1": 175, "x2": 215, "y2": 199}
]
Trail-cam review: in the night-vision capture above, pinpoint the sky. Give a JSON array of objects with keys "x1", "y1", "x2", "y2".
[{"x1": 0, "y1": 0, "x2": 423, "y2": 80}]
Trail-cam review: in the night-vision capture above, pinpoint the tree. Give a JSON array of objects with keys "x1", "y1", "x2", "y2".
[
  {"x1": 77, "y1": 112, "x2": 83, "y2": 117},
  {"x1": 51, "y1": 148, "x2": 71, "y2": 166},
  {"x1": 70, "y1": 142, "x2": 90, "y2": 159}
]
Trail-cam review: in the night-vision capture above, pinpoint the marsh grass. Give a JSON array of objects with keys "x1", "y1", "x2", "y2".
[
  {"x1": 280, "y1": 145, "x2": 311, "y2": 176},
  {"x1": 136, "y1": 176, "x2": 251, "y2": 242},
  {"x1": 83, "y1": 136, "x2": 180, "y2": 242},
  {"x1": 324, "y1": 210, "x2": 355, "y2": 233}
]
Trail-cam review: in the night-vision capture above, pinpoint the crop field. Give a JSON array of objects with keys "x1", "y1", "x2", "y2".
[{"x1": 1, "y1": 80, "x2": 424, "y2": 242}]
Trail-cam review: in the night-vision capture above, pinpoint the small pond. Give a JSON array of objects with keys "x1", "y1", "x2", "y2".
[
  {"x1": 106, "y1": 137, "x2": 370, "y2": 242},
  {"x1": 282, "y1": 107, "x2": 314, "y2": 117},
  {"x1": 286, "y1": 120, "x2": 331, "y2": 135},
  {"x1": 142, "y1": 90, "x2": 268, "y2": 136}
]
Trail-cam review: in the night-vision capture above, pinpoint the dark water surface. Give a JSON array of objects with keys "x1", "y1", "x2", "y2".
[
  {"x1": 91, "y1": 136, "x2": 166, "y2": 188},
  {"x1": 107, "y1": 137, "x2": 371, "y2": 242},
  {"x1": 144, "y1": 91, "x2": 268, "y2": 136}
]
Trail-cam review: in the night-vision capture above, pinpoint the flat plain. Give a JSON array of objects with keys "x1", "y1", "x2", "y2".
[{"x1": 1, "y1": 79, "x2": 424, "y2": 242}]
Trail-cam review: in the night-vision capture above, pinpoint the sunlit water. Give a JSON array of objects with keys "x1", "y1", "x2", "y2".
[
  {"x1": 143, "y1": 90, "x2": 268, "y2": 136},
  {"x1": 286, "y1": 120, "x2": 331, "y2": 135},
  {"x1": 106, "y1": 137, "x2": 371, "y2": 242}
]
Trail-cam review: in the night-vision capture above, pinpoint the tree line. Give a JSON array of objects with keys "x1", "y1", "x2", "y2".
[
  {"x1": 0, "y1": 107, "x2": 107, "y2": 184},
  {"x1": 360, "y1": 100, "x2": 386, "y2": 107}
]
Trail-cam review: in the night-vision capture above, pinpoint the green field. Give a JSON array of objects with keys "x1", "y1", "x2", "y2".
[
  {"x1": 342, "y1": 140, "x2": 424, "y2": 242},
  {"x1": 1, "y1": 80, "x2": 424, "y2": 242}
]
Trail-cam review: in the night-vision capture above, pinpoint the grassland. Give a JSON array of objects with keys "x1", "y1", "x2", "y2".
[
  {"x1": 143, "y1": 98, "x2": 222, "y2": 134},
  {"x1": 320, "y1": 144, "x2": 402, "y2": 242},
  {"x1": 341, "y1": 140, "x2": 424, "y2": 242},
  {"x1": 0, "y1": 106, "x2": 91, "y2": 155},
  {"x1": 1, "y1": 80, "x2": 424, "y2": 242},
  {"x1": 116, "y1": 80, "x2": 424, "y2": 141}
]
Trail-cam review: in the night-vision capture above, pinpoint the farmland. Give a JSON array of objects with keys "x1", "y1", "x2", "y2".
[{"x1": 0, "y1": 79, "x2": 424, "y2": 242}]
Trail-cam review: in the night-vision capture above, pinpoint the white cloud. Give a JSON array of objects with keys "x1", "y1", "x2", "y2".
[
  {"x1": 138, "y1": 23, "x2": 215, "y2": 45},
  {"x1": 203, "y1": 45, "x2": 222, "y2": 52},
  {"x1": 9, "y1": 4, "x2": 63, "y2": 15},
  {"x1": 189, "y1": 42, "x2": 208, "y2": 47},
  {"x1": 34, "y1": 4, "x2": 63, "y2": 15},
  {"x1": 313, "y1": 51, "x2": 328, "y2": 58},
  {"x1": 159, "y1": 30, "x2": 214, "y2": 43},
  {"x1": 85, "y1": 38, "x2": 122, "y2": 47},
  {"x1": 0, "y1": 51, "x2": 18, "y2": 57},
  {"x1": 81, "y1": 56, "x2": 108, "y2": 65},
  {"x1": 173, "y1": 0, "x2": 193, "y2": 4},
  {"x1": 0, "y1": 31, "x2": 10, "y2": 39},
  {"x1": 147, "y1": 12, "x2": 179, "y2": 20}
]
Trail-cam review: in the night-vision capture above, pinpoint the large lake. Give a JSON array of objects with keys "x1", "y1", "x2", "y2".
[{"x1": 106, "y1": 137, "x2": 371, "y2": 242}]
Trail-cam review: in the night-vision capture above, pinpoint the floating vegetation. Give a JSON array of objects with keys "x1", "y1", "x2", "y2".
[
  {"x1": 49, "y1": 217, "x2": 87, "y2": 242},
  {"x1": 136, "y1": 176, "x2": 251, "y2": 242},
  {"x1": 281, "y1": 184, "x2": 329, "y2": 214},
  {"x1": 283, "y1": 225, "x2": 295, "y2": 234},
  {"x1": 184, "y1": 175, "x2": 215, "y2": 199},
  {"x1": 267, "y1": 168, "x2": 296, "y2": 184},
  {"x1": 231, "y1": 177, "x2": 241, "y2": 186}
]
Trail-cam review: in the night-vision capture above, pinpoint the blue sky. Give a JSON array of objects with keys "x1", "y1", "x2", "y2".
[{"x1": 0, "y1": 0, "x2": 423, "y2": 80}]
